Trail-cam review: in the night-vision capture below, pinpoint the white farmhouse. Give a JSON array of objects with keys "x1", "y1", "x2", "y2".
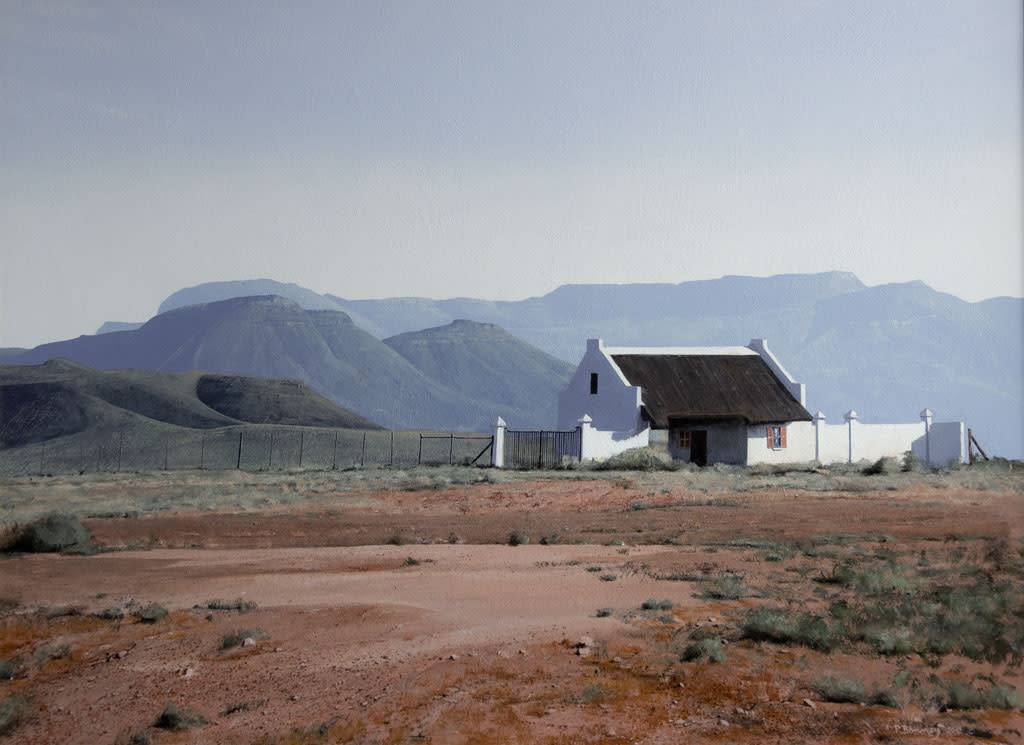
[
  {"x1": 557, "y1": 338, "x2": 812, "y2": 465},
  {"x1": 555, "y1": 338, "x2": 964, "y2": 467}
]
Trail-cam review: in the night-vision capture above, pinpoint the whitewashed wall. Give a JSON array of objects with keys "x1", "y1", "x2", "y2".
[
  {"x1": 557, "y1": 339, "x2": 645, "y2": 433},
  {"x1": 746, "y1": 421, "x2": 816, "y2": 465},
  {"x1": 578, "y1": 416, "x2": 651, "y2": 460},
  {"x1": 811, "y1": 411, "x2": 964, "y2": 466}
]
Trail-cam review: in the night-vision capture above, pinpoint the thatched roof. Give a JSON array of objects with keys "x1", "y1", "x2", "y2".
[{"x1": 610, "y1": 353, "x2": 812, "y2": 428}]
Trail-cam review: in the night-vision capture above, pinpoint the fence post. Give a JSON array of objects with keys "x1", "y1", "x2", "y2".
[
  {"x1": 844, "y1": 410, "x2": 859, "y2": 464},
  {"x1": 332, "y1": 431, "x2": 339, "y2": 470},
  {"x1": 389, "y1": 431, "x2": 394, "y2": 466},
  {"x1": 164, "y1": 437, "x2": 169, "y2": 471},
  {"x1": 418, "y1": 434, "x2": 423, "y2": 465},
  {"x1": 39, "y1": 441, "x2": 45, "y2": 475},
  {"x1": 576, "y1": 415, "x2": 593, "y2": 462},
  {"x1": 117, "y1": 431, "x2": 123, "y2": 473},
  {"x1": 449, "y1": 433, "x2": 454, "y2": 465},
  {"x1": 361, "y1": 432, "x2": 366, "y2": 467},
  {"x1": 492, "y1": 417, "x2": 506, "y2": 468},
  {"x1": 200, "y1": 435, "x2": 205, "y2": 470},
  {"x1": 813, "y1": 411, "x2": 826, "y2": 462},
  {"x1": 268, "y1": 433, "x2": 274, "y2": 470},
  {"x1": 299, "y1": 432, "x2": 305, "y2": 468},
  {"x1": 236, "y1": 431, "x2": 243, "y2": 469},
  {"x1": 920, "y1": 409, "x2": 933, "y2": 467}
]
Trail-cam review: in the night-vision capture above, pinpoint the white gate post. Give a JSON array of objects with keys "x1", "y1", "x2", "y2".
[
  {"x1": 577, "y1": 414, "x2": 593, "y2": 461},
  {"x1": 492, "y1": 417, "x2": 506, "y2": 468},
  {"x1": 844, "y1": 410, "x2": 859, "y2": 464},
  {"x1": 920, "y1": 408, "x2": 933, "y2": 466},
  {"x1": 813, "y1": 411, "x2": 826, "y2": 462}
]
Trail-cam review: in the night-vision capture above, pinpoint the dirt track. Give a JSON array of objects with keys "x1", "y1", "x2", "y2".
[{"x1": 2, "y1": 470, "x2": 1023, "y2": 744}]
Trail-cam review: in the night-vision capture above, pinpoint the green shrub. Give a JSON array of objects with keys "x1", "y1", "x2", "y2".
[
  {"x1": 599, "y1": 574, "x2": 618, "y2": 582},
  {"x1": 508, "y1": 529, "x2": 529, "y2": 546},
  {"x1": 641, "y1": 598, "x2": 675, "y2": 611},
  {"x1": 578, "y1": 683, "x2": 611, "y2": 704},
  {"x1": 863, "y1": 456, "x2": 901, "y2": 475},
  {"x1": 135, "y1": 603, "x2": 168, "y2": 623},
  {"x1": 698, "y1": 575, "x2": 749, "y2": 600},
  {"x1": 0, "y1": 694, "x2": 31, "y2": 736},
  {"x1": 741, "y1": 607, "x2": 838, "y2": 651},
  {"x1": 220, "y1": 700, "x2": 264, "y2": 716},
  {"x1": 206, "y1": 599, "x2": 258, "y2": 613},
  {"x1": 0, "y1": 659, "x2": 18, "y2": 680},
  {"x1": 681, "y1": 638, "x2": 726, "y2": 663},
  {"x1": 220, "y1": 628, "x2": 268, "y2": 650},
  {"x1": 154, "y1": 702, "x2": 206, "y2": 731},
  {"x1": 98, "y1": 606, "x2": 125, "y2": 621},
  {"x1": 16, "y1": 513, "x2": 91, "y2": 553},
  {"x1": 596, "y1": 608, "x2": 613, "y2": 618},
  {"x1": 591, "y1": 448, "x2": 676, "y2": 472},
  {"x1": 812, "y1": 676, "x2": 867, "y2": 704},
  {"x1": 32, "y1": 643, "x2": 70, "y2": 664}
]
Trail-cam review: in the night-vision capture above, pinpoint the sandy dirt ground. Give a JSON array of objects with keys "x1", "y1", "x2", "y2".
[{"x1": 1, "y1": 469, "x2": 1023, "y2": 744}]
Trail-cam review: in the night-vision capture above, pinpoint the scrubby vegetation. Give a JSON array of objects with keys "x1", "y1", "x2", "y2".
[
  {"x1": 220, "y1": 628, "x2": 268, "y2": 650},
  {"x1": 154, "y1": 701, "x2": 206, "y2": 731},
  {"x1": 0, "y1": 512, "x2": 92, "y2": 554}
]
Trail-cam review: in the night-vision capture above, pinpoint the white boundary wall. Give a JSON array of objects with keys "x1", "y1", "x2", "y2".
[
  {"x1": 577, "y1": 415, "x2": 651, "y2": 461},
  {"x1": 812, "y1": 410, "x2": 964, "y2": 467}
]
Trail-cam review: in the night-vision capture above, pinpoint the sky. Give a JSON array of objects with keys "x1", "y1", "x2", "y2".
[{"x1": 1, "y1": 0, "x2": 1021, "y2": 349}]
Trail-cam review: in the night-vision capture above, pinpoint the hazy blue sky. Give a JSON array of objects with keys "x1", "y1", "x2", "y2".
[{"x1": 2, "y1": 0, "x2": 1021, "y2": 348}]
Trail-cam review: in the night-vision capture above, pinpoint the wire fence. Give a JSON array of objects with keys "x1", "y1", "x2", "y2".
[{"x1": 0, "y1": 427, "x2": 494, "y2": 477}]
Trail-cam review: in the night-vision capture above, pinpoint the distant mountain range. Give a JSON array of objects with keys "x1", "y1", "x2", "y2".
[
  {"x1": 5, "y1": 295, "x2": 571, "y2": 432},
  {"x1": 3, "y1": 272, "x2": 1020, "y2": 457}
]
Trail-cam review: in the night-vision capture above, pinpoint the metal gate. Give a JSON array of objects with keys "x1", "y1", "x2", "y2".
[{"x1": 504, "y1": 427, "x2": 581, "y2": 469}]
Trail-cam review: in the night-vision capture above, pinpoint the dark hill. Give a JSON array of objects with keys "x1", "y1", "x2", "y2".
[
  {"x1": 0, "y1": 359, "x2": 377, "y2": 447},
  {"x1": 7, "y1": 297, "x2": 556, "y2": 431},
  {"x1": 196, "y1": 374, "x2": 379, "y2": 428}
]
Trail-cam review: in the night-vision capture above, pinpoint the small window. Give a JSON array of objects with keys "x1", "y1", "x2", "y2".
[
  {"x1": 677, "y1": 430, "x2": 692, "y2": 449},
  {"x1": 590, "y1": 373, "x2": 598, "y2": 395},
  {"x1": 766, "y1": 425, "x2": 787, "y2": 450}
]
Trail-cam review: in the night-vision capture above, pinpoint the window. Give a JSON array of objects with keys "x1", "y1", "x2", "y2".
[
  {"x1": 767, "y1": 425, "x2": 787, "y2": 449},
  {"x1": 677, "y1": 430, "x2": 692, "y2": 449},
  {"x1": 590, "y1": 373, "x2": 598, "y2": 395}
]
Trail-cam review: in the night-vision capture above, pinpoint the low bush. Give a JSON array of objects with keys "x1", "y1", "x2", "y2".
[
  {"x1": 641, "y1": 598, "x2": 674, "y2": 611},
  {"x1": 0, "y1": 693, "x2": 31, "y2": 736},
  {"x1": 8, "y1": 513, "x2": 91, "y2": 553},
  {"x1": 863, "y1": 456, "x2": 901, "y2": 476},
  {"x1": 508, "y1": 529, "x2": 529, "y2": 546},
  {"x1": 220, "y1": 700, "x2": 264, "y2": 716},
  {"x1": 135, "y1": 604, "x2": 168, "y2": 624},
  {"x1": 698, "y1": 575, "x2": 750, "y2": 600},
  {"x1": 206, "y1": 599, "x2": 257, "y2": 613},
  {"x1": 220, "y1": 628, "x2": 268, "y2": 650},
  {"x1": 681, "y1": 638, "x2": 726, "y2": 663},
  {"x1": 154, "y1": 702, "x2": 206, "y2": 731},
  {"x1": 0, "y1": 659, "x2": 19, "y2": 680},
  {"x1": 590, "y1": 448, "x2": 676, "y2": 472},
  {"x1": 740, "y1": 607, "x2": 838, "y2": 651},
  {"x1": 596, "y1": 608, "x2": 613, "y2": 618},
  {"x1": 812, "y1": 676, "x2": 867, "y2": 704}
]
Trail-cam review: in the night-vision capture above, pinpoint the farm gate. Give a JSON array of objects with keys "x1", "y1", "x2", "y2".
[{"x1": 503, "y1": 427, "x2": 581, "y2": 469}]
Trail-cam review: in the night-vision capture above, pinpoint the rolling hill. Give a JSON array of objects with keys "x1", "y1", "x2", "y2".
[
  {"x1": 8, "y1": 297, "x2": 571, "y2": 432},
  {"x1": 0, "y1": 359, "x2": 377, "y2": 449}
]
